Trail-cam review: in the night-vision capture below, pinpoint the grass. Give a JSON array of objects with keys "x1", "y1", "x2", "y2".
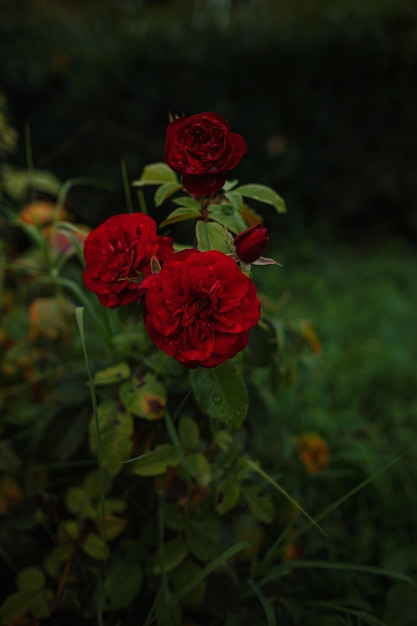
[
  {"x1": 256, "y1": 236, "x2": 417, "y2": 444},
  {"x1": 250, "y1": 235, "x2": 417, "y2": 616}
]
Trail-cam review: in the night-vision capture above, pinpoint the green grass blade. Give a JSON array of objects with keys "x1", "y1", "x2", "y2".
[
  {"x1": 313, "y1": 455, "x2": 402, "y2": 527},
  {"x1": 55, "y1": 221, "x2": 87, "y2": 266},
  {"x1": 164, "y1": 409, "x2": 191, "y2": 490},
  {"x1": 39, "y1": 275, "x2": 110, "y2": 342},
  {"x1": 121, "y1": 159, "x2": 133, "y2": 214},
  {"x1": 95, "y1": 571, "x2": 104, "y2": 626},
  {"x1": 151, "y1": 542, "x2": 249, "y2": 625},
  {"x1": 25, "y1": 122, "x2": 35, "y2": 202},
  {"x1": 246, "y1": 460, "x2": 327, "y2": 536},
  {"x1": 143, "y1": 589, "x2": 162, "y2": 626},
  {"x1": 158, "y1": 490, "x2": 170, "y2": 604},
  {"x1": 259, "y1": 456, "x2": 403, "y2": 572},
  {"x1": 318, "y1": 601, "x2": 389, "y2": 626},
  {"x1": 25, "y1": 122, "x2": 34, "y2": 174},
  {"x1": 0, "y1": 365, "x2": 67, "y2": 402},
  {"x1": 137, "y1": 188, "x2": 148, "y2": 215},
  {"x1": 75, "y1": 307, "x2": 107, "y2": 557},
  {"x1": 5, "y1": 211, "x2": 45, "y2": 247},
  {"x1": 282, "y1": 560, "x2": 415, "y2": 586},
  {"x1": 172, "y1": 387, "x2": 195, "y2": 422},
  {"x1": 122, "y1": 445, "x2": 184, "y2": 465},
  {"x1": 57, "y1": 177, "x2": 115, "y2": 211},
  {"x1": 248, "y1": 578, "x2": 277, "y2": 626},
  {"x1": 258, "y1": 512, "x2": 300, "y2": 573}
]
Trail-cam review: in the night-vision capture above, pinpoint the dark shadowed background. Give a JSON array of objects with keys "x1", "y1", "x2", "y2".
[{"x1": 1, "y1": 0, "x2": 417, "y2": 242}]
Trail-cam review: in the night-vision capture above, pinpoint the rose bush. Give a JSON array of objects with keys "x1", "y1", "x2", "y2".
[
  {"x1": 83, "y1": 212, "x2": 173, "y2": 308},
  {"x1": 1, "y1": 108, "x2": 348, "y2": 626},
  {"x1": 164, "y1": 112, "x2": 247, "y2": 196},
  {"x1": 141, "y1": 248, "x2": 261, "y2": 368}
]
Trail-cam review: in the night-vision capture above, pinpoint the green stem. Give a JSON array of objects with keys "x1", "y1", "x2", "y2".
[
  {"x1": 158, "y1": 490, "x2": 170, "y2": 604},
  {"x1": 38, "y1": 275, "x2": 111, "y2": 343},
  {"x1": 137, "y1": 189, "x2": 148, "y2": 215},
  {"x1": 25, "y1": 122, "x2": 35, "y2": 203},
  {"x1": 75, "y1": 308, "x2": 107, "y2": 559},
  {"x1": 56, "y1": 177, "x2": 116, "y2": 215},
  {"x1": 121, "y1": 159, "x2": 133, "y2": 214}
]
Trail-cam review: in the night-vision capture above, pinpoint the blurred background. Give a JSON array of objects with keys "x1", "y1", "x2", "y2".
[{"x1": 1, "y1": 0, "x2": 417, "y2": 241}]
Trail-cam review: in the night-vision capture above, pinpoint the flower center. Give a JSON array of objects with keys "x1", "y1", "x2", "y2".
[
  {"x1": 197, "y1": 297, "x2": 213, "y2": 319},
  {"x1": 181, "y1": 279, "x2": 222, "y2": 326}
]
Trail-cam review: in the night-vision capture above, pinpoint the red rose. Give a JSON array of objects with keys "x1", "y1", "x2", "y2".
[
  {"x1": 142, "y1": 249, "x2": 261, "y2": 368},
  {"x1": 165, "y1": 112, "x2": 247, "y2": 196},
  {"x1": 234, "y1": 224, "x2": 270, "y2": 264},
  {"x1": 83, "y1": 213, "x2": 173, "y2": 308}
]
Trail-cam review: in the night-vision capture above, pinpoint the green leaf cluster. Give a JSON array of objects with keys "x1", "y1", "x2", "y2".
[
  {"x1": 0, "y1": 567, "x2": 50, "y2": 624},
  {"x1": 131, "y1": 162, "x2": 285, "y2": 260}
]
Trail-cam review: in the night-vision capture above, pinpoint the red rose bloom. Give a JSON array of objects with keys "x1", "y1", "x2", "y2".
[
  {"x1": 234, "y1": 224, "x2": 270, "y2": 264},
  {"x1": 165, "y1": 112, "x2": 247, "y2": 196},
  {"x1": 83, "y1": 213, "x2": 173, "y2": 308},
  {"x1": 142, "y1": 249, "x2": 261, "y2": 368}
]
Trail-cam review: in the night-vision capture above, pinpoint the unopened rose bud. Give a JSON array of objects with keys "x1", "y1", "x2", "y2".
[{"x1": 234, "y1": 224, "x2": 270, "y2": 264}]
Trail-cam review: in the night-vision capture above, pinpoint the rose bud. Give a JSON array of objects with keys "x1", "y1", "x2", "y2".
[{"x1": 234, "y1": 224, "x2": 270, "y2": 264}]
